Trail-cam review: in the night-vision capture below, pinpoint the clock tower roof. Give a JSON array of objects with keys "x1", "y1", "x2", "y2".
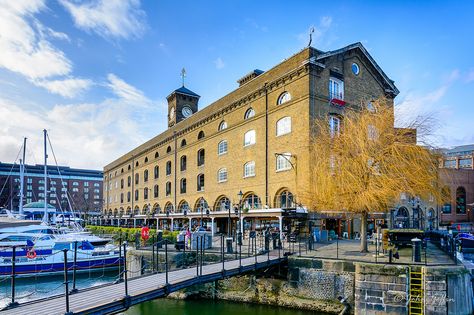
[{"x1": 167, "y1": 86, "x2": 200, "y2": 100}]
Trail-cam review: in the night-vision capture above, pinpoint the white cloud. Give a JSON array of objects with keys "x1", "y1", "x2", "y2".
[
  {"x1": 214, "y1": 57, "x2": 225, "y2": 70},
  {"x1": 33, "y1": 77, "x2": 93, "y2": 98},
  {"x1": 60, "y1": 0, "x2": 147, "y2": 40},
  {"x1": 0, "y1": 0, "x2": 72, "y2": 79},
  {"x1": 106, "y1": 73, "x2": 150, "y2": 105},
  {"x1": 298, "y1": 16, "x2": 333, "y2": 47},
  {"x1": 466, "y1": 69, "x2": 474, "y2": 83},
  {"x1": 0, "y1": 76, "x2": 163, "y2": 169}
]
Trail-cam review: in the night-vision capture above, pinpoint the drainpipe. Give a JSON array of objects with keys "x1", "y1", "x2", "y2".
[
  {"x1": 174, "y1": 131, "x2": 177, "y2": 212},
  {"x1": 264, "y1": 83, "x2": 269, "y2": 207}
]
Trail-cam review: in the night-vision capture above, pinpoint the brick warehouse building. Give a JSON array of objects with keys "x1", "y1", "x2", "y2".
[
  {"x1": 0, "y1": 162, "x2": 103, "y2": 214},
  {"x1": 101, "y1": 42, "x2": 399, "y2": 238}
]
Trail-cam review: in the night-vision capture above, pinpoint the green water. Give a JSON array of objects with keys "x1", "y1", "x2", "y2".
[{"x1": 125, "y1": 299, "x2": 328, "y2": 315}]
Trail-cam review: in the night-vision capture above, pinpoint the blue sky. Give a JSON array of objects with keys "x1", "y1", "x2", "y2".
[{"x1": 0, "y1": 0, "x2": 473, "y2": 169}]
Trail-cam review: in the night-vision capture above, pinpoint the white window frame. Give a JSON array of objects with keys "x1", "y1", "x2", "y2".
[
  {"x1": 218, "y1": 140, "x2": 228, "y2": 155},
  {"x1": 244, "y1": 161, "x2": 255, "y2": 178},
  {"x1": 329, "y1": 77, "x2": 344, "y2": 100},
  {"x1": 218, "y1": 121, "x2": 227, "y2": 131},
  {"x1": 276, "y1": 153, "x2": 292, "y2": 172},
  {"x1": 329, "y1": 116, "x2": 341, "y2": 137},
  {"x1": 217, "y1": 168, "x2": 228, "y2": 183},
  {"x1": 276, "y1": 116, "x2": 291, "y2": 136},
  {"x1": 244, "y1": 108, "x2": 255, "y2": 120},
  {"x1": 277, "y1": 92, "x2": 291, "y2": 105},
  {"x1": 244, "y1": 130, "x2": 256, "y2": 147}
]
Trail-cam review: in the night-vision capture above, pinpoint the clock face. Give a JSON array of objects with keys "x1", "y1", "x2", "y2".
[
  {"x1": 182, "y1": 106, "x2": 193, "y2": 118},
  {"x1": 169, "y1": 107, "x2": 175, "y2": 120}
]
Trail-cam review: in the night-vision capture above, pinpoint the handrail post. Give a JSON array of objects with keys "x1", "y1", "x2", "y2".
[
  {"x1": 196, "y1": 235, "x2": 200, "y2": 277},
  {"x1": 7, "y1": 246, "x2": 19, "y2": 308},
  {"x1": 116, "y1": 236, "x2": 123, "y2": 283},
  {"x1": 123, "y1": 243, "x2": 129, "y2": 297},
  {"x1": 239, "y1": 236, "x2": 242, "y2": 271},
  {"x1": 254, "y1": 237, "x2": 257, "y2": 270},
  {"x1": 71, "y1": 241, "x2": 78, "y2": 293},
  {"x1": 152, "y1": 235, "x2": 155, "y2": 272},
  {"x1": 165, "y1": 240, "x2": 169, "y2": 286},
  {"x1": 221, "y1": 234, "x2": 225, "y2": 275},
  {"x1": 183, "y1": 232, "x2": 186, "y2": 269},
  {"x1": 200, "y1": 235, "x2": 204, "y2": 276},
  {"x1": 63, "y1": 249, "x2": 72, "y2": 315}
]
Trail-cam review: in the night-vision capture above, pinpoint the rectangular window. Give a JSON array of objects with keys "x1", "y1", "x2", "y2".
[
  {"x1": 442, "y1": 204, "x2": 452, "y2": 213},
  {"x1": 244, "y1": 130, "x2": 256, "y2": 146},
  {"x1": 329, "y1": 116, "x2": 340, "y2": 137},
  {"x1": 329, "y1": 77, "x2": 344, "y2": 100},
  {"x1": 276, "y1": 153, "x2": 292, "y2": 171},
  {"x1": 443, "y1": 160, "x2": 456, "y2": 168},
  {"x1": 27, "y1": 178, "x2": 32, "y2": 184},
  {"x1": 244, "y1": 161, "x2": 255, "y2": 178},
  {"x1": 218, "y1": 140, "x2": 228, "y2": 155},
  {"x1": 218, "y1": 169, "x2": 228, "y2": 183},
  {"x1": 94, "y1": 183, "x2": 100, "y2": 187},
  {"x1": 50, "y1": 181, "x2": 56, "y2": 185},
  {"x1": 73, "y1": 182, "x2": 79, "y2": 186},
  {"x1": 84, "y1": 182, "x2": 89, "y2": 187},
  {"x1": 276, "y1": 117, "x2": 291, "y2": 136},
  {"x1": 27, "y1": 185, "x2": 32, "y2": 191},
  {"x1": 459, "y1": 158, "x2": 472, "y2": 168}
]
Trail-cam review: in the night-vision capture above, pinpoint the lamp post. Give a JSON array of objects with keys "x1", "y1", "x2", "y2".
[
  {"x1": 237, "y1": 190, "x2": 243, "y2": 244},
  {"x1": 200, "y1": 198, "x2": 205, "y2": 229}
]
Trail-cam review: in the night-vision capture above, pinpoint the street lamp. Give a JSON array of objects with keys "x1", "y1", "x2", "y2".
[{"x1": 237, "y1": 190, "x2": 243, "y2": 244}]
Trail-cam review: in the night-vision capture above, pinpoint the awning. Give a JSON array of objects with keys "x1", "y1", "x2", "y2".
[{"x1": 330, "y1": 98, "x2": 346, "y2": 106}]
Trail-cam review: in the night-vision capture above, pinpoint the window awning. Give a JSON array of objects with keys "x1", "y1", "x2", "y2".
[{"x1": 331, "y1": 98, "x2": 346, "y2": 106}]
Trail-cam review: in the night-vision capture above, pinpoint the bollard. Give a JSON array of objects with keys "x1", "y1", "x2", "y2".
[
  {"x1": 7, "y1": 246, "x2": 18, "y2": 308},
  {"x1": 123, "y1": 243, "x2": 129, "y2": 297},
  {"x1": 71, "y1": 241, "x2": 78, "y2": 293},
  {"x1": 63, "y1": 249, "x2": 72, "y2": 315}
]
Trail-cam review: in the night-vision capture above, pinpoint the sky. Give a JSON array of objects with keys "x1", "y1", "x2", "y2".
[{"x1": 0, "y1": 0, "x2": 473, "y2": 170}]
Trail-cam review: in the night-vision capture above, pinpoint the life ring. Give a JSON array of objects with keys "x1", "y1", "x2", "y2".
[
  {"x1": 141, "y1": 226, "x2": 150, "y2": 241},
  {"x1": 26, "y1": 250, "x2": 37, "y2": 259}
]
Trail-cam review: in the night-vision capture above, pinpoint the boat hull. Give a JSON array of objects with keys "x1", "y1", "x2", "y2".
[{"x1": 0, "y1": 256, "x2": 123, "y2": 278}]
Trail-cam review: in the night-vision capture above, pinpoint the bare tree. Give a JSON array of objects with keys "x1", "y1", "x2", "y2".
[{"x1": 307, "y1": 98, "x2": 445, "y2": 252}]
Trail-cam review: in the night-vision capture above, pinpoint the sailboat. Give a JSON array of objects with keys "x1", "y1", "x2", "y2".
[{"x1": 0, "y1": 130, "x2": 122, "y2": 277}]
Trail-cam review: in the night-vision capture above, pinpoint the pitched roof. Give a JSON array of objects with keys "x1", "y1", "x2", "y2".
[
  {"x1": 168, "y1": 86, "x2": 200, "y2": 98},
  {"x1": 316, "y1": 42, "x2": 399, "y2": 96}
]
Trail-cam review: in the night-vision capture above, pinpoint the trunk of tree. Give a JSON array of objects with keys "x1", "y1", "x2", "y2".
[{"x1": 360, "y1": 210, "x2": 368, "y2": 252}]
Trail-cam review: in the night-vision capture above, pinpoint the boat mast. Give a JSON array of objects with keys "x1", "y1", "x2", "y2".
[
  {"x1": 42, "y1": 129, "x2": 48, "y2": 223},
  {"x1": 19, "y1": 137, "x2": 27, "y2": 215}
]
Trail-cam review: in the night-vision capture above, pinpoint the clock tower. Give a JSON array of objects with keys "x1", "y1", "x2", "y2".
[{"x1": 166, "y1": 85, "x2": 200, "y2": 128}]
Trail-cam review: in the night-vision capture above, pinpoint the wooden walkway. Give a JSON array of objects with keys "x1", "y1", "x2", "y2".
[{"x1": 1, "y1": 253, "x2": 285, "y2": 315}]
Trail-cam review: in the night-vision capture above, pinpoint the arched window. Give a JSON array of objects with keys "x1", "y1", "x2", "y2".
[
  {"x1": 180, "y1": 155, "x2": 187, "y2": 171},
  {"x1": 121, "y1": 168, "x2": 124, "y2": 173},
  {"x1": 127, "y1": 192, "x2": 131, "y2": 202},
  {"x1": 218, "y1": 121, "x2": 228, "y2": 131},
  {"x1": 181, "y1": 139, "x2": 187, "y2": 147},
  {"x1": 128, "y1": 165, "x2": 131, "y2": 171},
  {"x1": 244, "y1": 130, "x2": 256, "y2": 146},
  {"x1": 164, "y1": 202, "x2": 174, "y2": 213},
  {"x1": 154, "y1": 165, "x2": 159, "y2": 179},
  {"x1": 197, "y1": 174, "x2": 205, "y2": 191},
  {"x1": 144, "y1": 187, "x2": 149, "y2": 199},
  {"x1": 329, "y1": 115, "x2": 341, "y2": 137},
  {"x1": 144, "y1": 169, "x2": 149, "y2": 182},
  {"x1": 218, "y1": 140, "x2": 228, "y2": 155},
  {"x1": 134, "y1": 189, "x2": 139, "y2": 201},
  {"x1": 178, "y1": 200, "x2": 190, "y2": 214},
  {"x1": 276, "y1": 117, "x2": 291, "y2": 136},
  {"x1": 395, "y1": 207, "x2": 410, "y2": 228},
  {"x1": 142, "y1": 204, "x2": 149, "y2": 215},
  {"x1": 152, "y1": 203, "x2": 160, "y2": 214},
  {"x1": 144, "y1": 157, "x2": 148, "y2": 163},
  {"x1": 166, "y1": 161, "x2": 172, "y2": 176},
  {"x1": 217, "y1": 168, "x2": 228, "y2": 183},
  {"x1": 120, "y1": 179, "x2": 124, "y2": 189},
  {"x1": 120, "y1": 193, "x2": 124, "y2": 203},
  {"x1": 243, "y1": 193, "x2": 261, "y2": 210},
  {"x1": 127, "y1": 176, "x2": 131, "y2": 187},
  {"x1": 133, "y1": 206, "x2": 140, "y2": 216},
  {"x1": 194, "y1": 197, "x2": 209, "y2": 213},
  {"x1": 166, "y1": 146, "x2": 172, "y2": 154},
  {"x1": 456, "y1": 186, "x2": 466, "y2": 214},
  {"x1": 135, "y1": 173, "x2": 139, "y2": 185},
  {"x1": 180, "y1": 178, "x2": 187, "y2": 194},
  {"x1": 154, "y1": 184, "x2": 159, "y2": 198},
  {"x1": 244, "y1": 108, "x2": 255, "y2": 119},
  {"x1": 277, "y1": 91, "x2": 291, "y2": 105},
  {"x1": 197, "y1": 149, "x2": 205, "y2": 166},
  {"x1": 135, "y1": 161, "x2": 139, "y2": 167},
  {"x1": 155, "y1": 152, "x2": 159, "y2": 159},
  {"x1": 215, "y1": 196, "x2": 231, "y2": 211},
  {"x1": 276, "y1": 190, "x2": 294, "y2": 208},
  {"x1": 165, "y1": 181, "x2": 171, "y2": 196},
  {"x1": 244, "y1": 161, "x2": 255, "y2": 178},
  {"x1": 198, "y1": 130, "x2": 205, "y2": 140}
]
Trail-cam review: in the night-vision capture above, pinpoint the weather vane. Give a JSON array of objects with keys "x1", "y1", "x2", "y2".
[
  {"x1": 308, "y1": 26, "x2": 315, "y2": 47},
  {"x1": 181, "y1": 68, "x2": 186, "y2": 87}
]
